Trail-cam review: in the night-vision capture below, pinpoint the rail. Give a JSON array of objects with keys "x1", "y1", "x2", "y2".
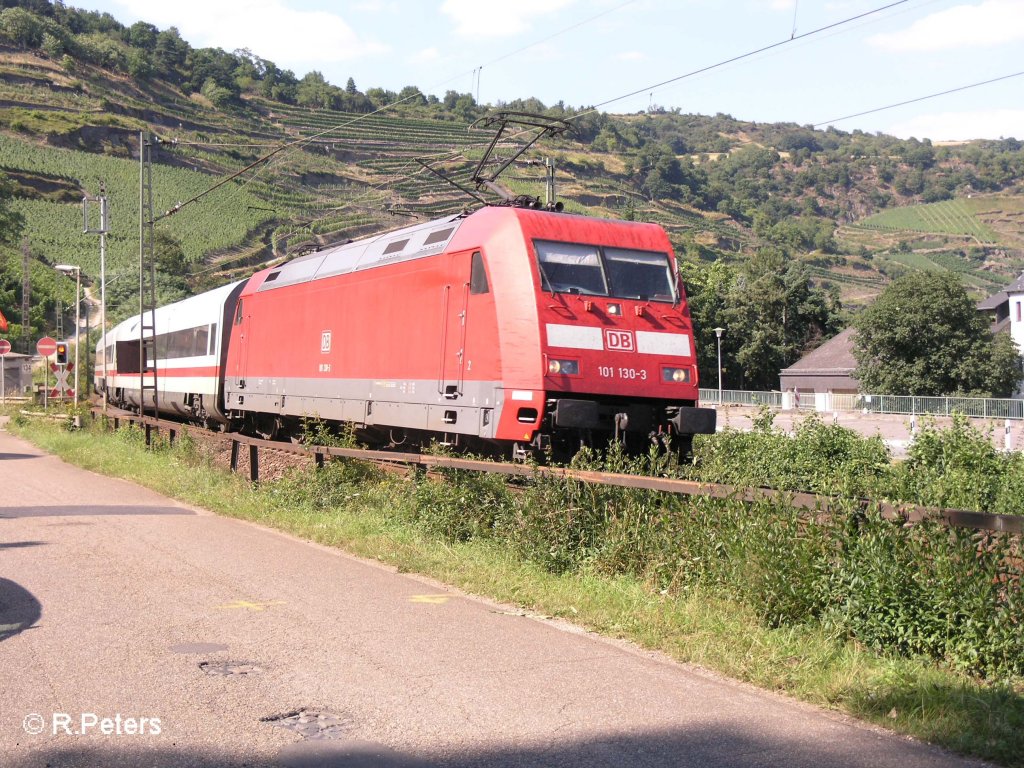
[{"x1": 92, "y1": 407, "x2": 1024, "y2": 535}]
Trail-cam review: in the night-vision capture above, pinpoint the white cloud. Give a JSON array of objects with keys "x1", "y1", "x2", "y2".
[
  {"x1": 109, "y1": 0, "x2": 387, "y2": 66},
  {"x1": 886, "y1": 109, "x2": 1024, "y2": 141},
  {"x1": 868, "y1": 0, "x2": 1024, "y2": 52},
  {"x1": 617, "y1": 51, "x2": 647, "y2": 61},
  {"x1": 440, "y1": 0, "x2": 577, "y2": 38},
  {"x1": 748, "y1": 0, "x2": 795, "y2": 10},
  {"x1": 411, "y1": 47, "x2": 440, "y2": 63}
]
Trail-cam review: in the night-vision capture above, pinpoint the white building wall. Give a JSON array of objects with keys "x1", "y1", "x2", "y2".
[{"x1": 1009, "y1": 291, "x2": 1024, "y2": 398}]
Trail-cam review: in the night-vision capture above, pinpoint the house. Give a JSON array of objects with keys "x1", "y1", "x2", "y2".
[
  {"x1": 978, "y1": 272, "x2": 1024, "y2": 349},
  {"x1": 778, "y1": 327, "x2": 858, "y2": 409},
  {"x1": 978, "y1": 272, "x2": 1024, "y2": 397}
]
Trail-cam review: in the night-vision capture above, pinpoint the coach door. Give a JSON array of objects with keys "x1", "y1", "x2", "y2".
[
  {"x1": 232, "y1": 297, "x2": 250, "y2": 389},
  {"x1": 438, "y1": 251, "x2": 473, "y2": 400}
]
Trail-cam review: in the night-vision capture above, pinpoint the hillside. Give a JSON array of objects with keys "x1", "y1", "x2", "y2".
[{"x1": 0, "y1": 0, "x2": 1022, "y2": 360}]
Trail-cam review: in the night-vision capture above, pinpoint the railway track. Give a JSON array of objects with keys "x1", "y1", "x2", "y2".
[{"x1": 92, "y1": 405, "x2": 1024, "y2": 535}]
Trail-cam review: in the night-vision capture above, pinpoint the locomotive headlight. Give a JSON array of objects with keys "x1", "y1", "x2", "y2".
[
  {"x1": 662, "y1": 367, "x2": 691, "y2": 383},
  {"x1": 607, "y1": 303, "x2": 622, "y2": 316},
  {"x1": 548, "y1": 358, "x2": 579, "y2": 375}
]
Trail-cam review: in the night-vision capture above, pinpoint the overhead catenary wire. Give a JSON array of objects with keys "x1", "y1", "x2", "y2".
[
  {"x1": 814, "y1": 70, "x2": 1024, "y2": 128},
  {"x1": 579, "y1": 0, "x2": 913, "y2": 115}
]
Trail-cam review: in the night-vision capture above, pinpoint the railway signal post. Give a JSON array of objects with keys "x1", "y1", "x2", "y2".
[
  {"x1": 0, "y1": 338, "x2": 10, "y2": 405},
  {"x1": 54, "y1": 264, "x2": 81, "y2": 404}
]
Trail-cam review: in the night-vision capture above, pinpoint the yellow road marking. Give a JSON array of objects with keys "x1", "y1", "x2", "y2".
[
  {"x1": 409, "y1": 594, "x2": 450, "y2": 604},
  {"x1": 217, "y1": 600, "x2": 285, "y2": 611}
]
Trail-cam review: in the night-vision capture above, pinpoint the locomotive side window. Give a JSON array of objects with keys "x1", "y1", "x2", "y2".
[
  {"x1": 234, "y1": 299, "x2": 244, "y2": 326},
  {"x1": 535, "y1": 241, "x2": 607, "y2": 296},
  {"x1": 470, "y1": 251, "x2": 489, "y2": 295},
  {"x1": 603, "y1": 247, "x2": 676, "y2": 303}
]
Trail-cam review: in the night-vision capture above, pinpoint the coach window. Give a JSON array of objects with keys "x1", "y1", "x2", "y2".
[{"x1": 470, "y1": 251, "x2": 489, "y2": 294}]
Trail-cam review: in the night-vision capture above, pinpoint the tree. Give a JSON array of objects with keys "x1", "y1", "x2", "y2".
[
  {"x1": 852, "y1": 272, "x2": 1022, "y2": 396},
  {"x1": 297, "y1": 70, "x2": 340, "y2": 109},
  {"x1": 0, "y1": 7, "x2": 43, "y2": 47},
  {"x1": 127, "y1": 20, "x2": 157, "y2": 49},
  {"x1": 721, "y1": 251, "x2": 841, "y2": 390},
  {"x1": 681, "y1": 253, "x2": 839, "y2": 391},
  {"x1": 153, "y1": 26, "x2": 188, "y2": 82}
]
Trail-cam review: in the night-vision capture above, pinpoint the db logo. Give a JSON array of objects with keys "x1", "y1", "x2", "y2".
[
  {"x1": 320, "y1": 330, "x2": 332, "y2": 354},
  {"x1": 604, "y1": 329, "x2": 635, "y2": 352}
]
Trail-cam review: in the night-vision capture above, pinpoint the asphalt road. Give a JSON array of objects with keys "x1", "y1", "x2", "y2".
[{"x1": 0, "y1": 427, "x2": 991, "y2": 768}]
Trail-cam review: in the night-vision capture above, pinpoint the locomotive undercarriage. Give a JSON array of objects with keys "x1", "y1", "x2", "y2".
[{"x1": 541, "y1": 395, "x2": 716, "y2": 463}]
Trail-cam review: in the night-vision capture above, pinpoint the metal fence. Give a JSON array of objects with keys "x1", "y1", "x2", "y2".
[
  {"x1": 699, "y1": 389, "x2": 1024, "y2": 420},
  {"x1": 698, "y1": 388, "x2": 782, "y2": 408}
]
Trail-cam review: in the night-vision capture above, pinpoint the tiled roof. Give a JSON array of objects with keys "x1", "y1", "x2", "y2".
[
  {"x1": 781, "y1": 327, "x2": 856, "y2": 374},
  {"x1": 1005, "y1": 273, "x2": 1024, "y2": 294},
  {"x1": 977, "y1": 291, "x2": 1008, "y2": 311}
]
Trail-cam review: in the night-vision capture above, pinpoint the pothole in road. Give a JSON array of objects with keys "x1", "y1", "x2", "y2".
[
  {"x1": 198, "y1": 660, "x2": 263, "y2": 676},
  {"x1": 262, "y1": 709, "x2": 354, "y2": 740}
]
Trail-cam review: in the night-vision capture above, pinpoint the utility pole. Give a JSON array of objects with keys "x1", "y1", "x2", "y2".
[
  {"x1": 84, "y1": 185, "x2": 110, "y2": 413},
  {"x1": 20, "y1": 238, "x2": 29, "y2": 354},
  {"x1": 139, "y1": 132, "x2": 159, "y2": 425},
  {"x1": 545, "y1": 157, "x2": 555, "y2": 208}
]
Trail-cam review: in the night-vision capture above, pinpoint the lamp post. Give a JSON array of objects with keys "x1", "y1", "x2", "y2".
[
  {"x1": 713, "y1": 327, "x2": 725, "y2": 406},
  {"x1": 83, "y1": 190, "x2": 109, "y2": 413},
  {"x1": 54, "y1": 264, "x2": 80, "y2": 403}
]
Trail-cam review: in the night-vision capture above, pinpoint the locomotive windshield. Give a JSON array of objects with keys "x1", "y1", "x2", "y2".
[{"x1": 535, "y1": 240, "x2": 676, "y2": 302}]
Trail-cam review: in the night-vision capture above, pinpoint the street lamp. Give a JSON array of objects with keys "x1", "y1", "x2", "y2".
[
  {"x1": 54, "y1": 264, "x2": 80, "y2": 404},
  {"x1": 83, "y1": 190, "x2": 108, "y2": 413},
  {"x1": 713, "y1": 327, "x2": 725, "y2": 406}
]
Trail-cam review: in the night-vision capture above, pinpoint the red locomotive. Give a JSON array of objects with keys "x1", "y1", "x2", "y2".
[{"x1": 99, "y1": 205, "x2": 715, "y2": 459}]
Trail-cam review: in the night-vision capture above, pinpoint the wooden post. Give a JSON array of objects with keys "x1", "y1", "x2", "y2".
[
  {"x1": 230, "y1": 440, "x2": 239, "y2": 473},
  {"x1": 249, "y1": 444, "x2": 259, "y2": 484}
]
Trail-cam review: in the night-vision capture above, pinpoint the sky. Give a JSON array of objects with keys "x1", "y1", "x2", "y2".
[{"x1": 68, "y1": 0, "x2": 1024, "y2": 141}]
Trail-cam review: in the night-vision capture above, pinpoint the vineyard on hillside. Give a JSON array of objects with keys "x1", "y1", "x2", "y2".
[{"x1": 854, "y1": 199, "x2": 1000, "y2": 241}]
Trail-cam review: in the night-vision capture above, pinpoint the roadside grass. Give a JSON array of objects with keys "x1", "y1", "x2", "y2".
[{"x1": 7, "y1": 413, "x2": 1023, "y2": 767}]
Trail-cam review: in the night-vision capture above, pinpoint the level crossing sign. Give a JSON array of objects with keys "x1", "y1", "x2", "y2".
[{"x1": 50, "y1": 361, "x2": 74, "y2": 399}]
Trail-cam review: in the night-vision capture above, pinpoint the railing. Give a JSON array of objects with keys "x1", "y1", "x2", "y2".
[
  {"x1": 699, "y1": 389, "x2": 1024, "y2": 420},
  {"x1": 698, "y1": 389, "x2": 782, "y2": 408}
]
